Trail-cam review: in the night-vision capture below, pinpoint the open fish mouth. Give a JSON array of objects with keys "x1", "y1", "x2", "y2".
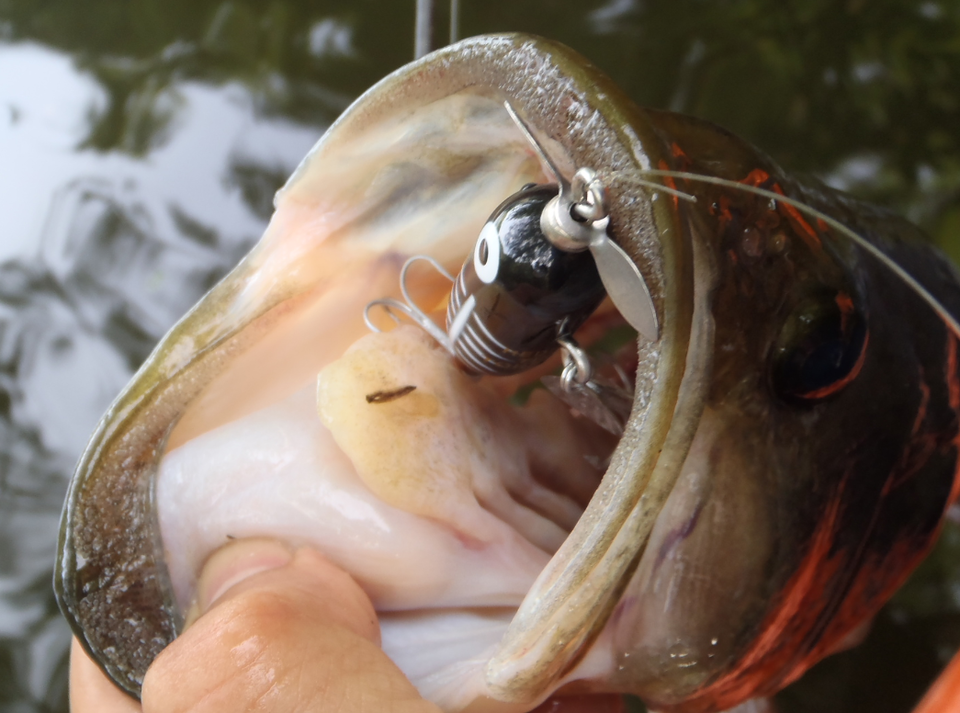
[
  {"x1": 56, "y1": 33, "x2": 960, "y2": 713},
  {"x1": 56, "y1": 33, "x2": 705, "y2": 710}
]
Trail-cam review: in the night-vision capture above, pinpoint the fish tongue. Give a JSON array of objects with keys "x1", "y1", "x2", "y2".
[{"x1": 316, "y1": 324, "x2": 595, "y2": 554}]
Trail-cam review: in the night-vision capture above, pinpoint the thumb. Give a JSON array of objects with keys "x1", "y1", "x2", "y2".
[{"x1": 142, "y1": 538, "x2": 438, "y2": 713}]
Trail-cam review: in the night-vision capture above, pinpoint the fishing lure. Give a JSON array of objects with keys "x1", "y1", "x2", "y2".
[{"x1": 365, "y1": 102, "x2": 672, "y2": 433}]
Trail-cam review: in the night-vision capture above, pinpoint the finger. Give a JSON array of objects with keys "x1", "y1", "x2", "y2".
[
  {"x1": 141, "y1": 539, "x2": 440, "y2": 713},
  {"x1": 70, "y1": 638, "x2": 142, "y2": 713}
]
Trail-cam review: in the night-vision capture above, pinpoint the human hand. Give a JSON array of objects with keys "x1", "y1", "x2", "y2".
[{"x1": 70, "y1": 539, "x2": 624, "y2": 713}]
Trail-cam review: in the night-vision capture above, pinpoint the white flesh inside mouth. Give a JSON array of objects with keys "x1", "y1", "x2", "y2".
[
  {"x1": 153, "y1": 90, "x2": 632, "y2": 711},
  {"x1": 158, "y1": 325, "x2": 623, "y2": 708}
]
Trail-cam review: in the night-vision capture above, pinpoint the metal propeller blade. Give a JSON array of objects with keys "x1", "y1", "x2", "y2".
[
  {"x1": 588, "y1": 233, "x2": 659, "y2": 341},
  {"x1": 504, "y1": 101, "x2": 660, "y2": 343}
]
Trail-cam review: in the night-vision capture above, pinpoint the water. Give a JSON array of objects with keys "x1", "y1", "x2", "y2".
[{"x1": 0, "y1": 1, "x2": 958, "y2": 711}]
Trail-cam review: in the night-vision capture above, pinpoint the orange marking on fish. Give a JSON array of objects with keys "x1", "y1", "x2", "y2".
[
  {"x1": 808, "y1": 538, "x2": 927, "y2": 671},
  {"x1": 677, "y1": 478, "x2": 848, "y2": 711},
  {"x1": 836, "y1": 292, "x2": 854, "y2": 332},
  {"x1": 897, "y1": 339, "x2": 960, "y2": 713},
  {"x1": 788, "y1": 357, "x2": 960, "y2": 701},
  {"x1": 912, "y1": 379, "x2": 932, "y2": 439},
  {"x1": 944, "y1": 336, "x2": 960, "y2": 506},
  {"x1": 740, "y1": 168, "x2": 771, "y2": 186},
  {"x1": 800, "y1": 331, "x2": 870, "y2": 400},
  {"x1": 658, "y1": 159, "x2": 680, "y2": 209},
  {"x1": 882, "y1": 371, "x2": 933, "y2": 496},
  {"x1": 739, "y1": 168, "x2": 822, "y2": 250},
  {"x1": 671, "y1": 142, "x2": 687, "y2": 159},
  {"x1": 913, "y1": 645, "x2": 960, "y2": 713},
  {"x1": 776, "y1": 193, "x2": 822, "y2": 250},
  {"x1": 715, "y1": 195, "x2": 734, "y2": 231},
  {"x1": 947, "y1": 336, "x2": 960, "y2": 412},
  {"x1": 656, "y1": 330, "x2": 957, "y2": 713},
  {"x1": 802, "y1": 443, "x2": 960, "y2": 713}
]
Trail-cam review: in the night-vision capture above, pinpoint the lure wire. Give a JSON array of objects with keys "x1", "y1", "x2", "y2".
[
  {"x1": 449, "y1": 0, "x2": 460, "y2": 43},
  {"x1": 558, "y1": 334, "x2": 593, "y2": 390},
  {"x1": 414, "y1": 0, "x2": 435, "y2": 59},
  {"x1": 502, "y1": 101, "x2": 568, "y2": 192}
]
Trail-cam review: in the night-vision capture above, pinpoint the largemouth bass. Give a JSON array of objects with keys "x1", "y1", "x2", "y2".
[{"x1": 55, "y1": 33, "x2": 960, "y2": 713}]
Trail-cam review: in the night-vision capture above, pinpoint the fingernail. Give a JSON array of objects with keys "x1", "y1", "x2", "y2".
[{"x1": 194, "y1": 539, "x2": 293, "y2": 616}]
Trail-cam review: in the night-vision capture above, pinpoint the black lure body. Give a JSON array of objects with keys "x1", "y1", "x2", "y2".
[{"x1": 446, "y1": 184, "x2": 606, "y2": 375}]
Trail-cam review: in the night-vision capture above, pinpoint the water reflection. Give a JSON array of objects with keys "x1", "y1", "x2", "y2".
[
  {"x1": 0, "y1": 35, "x2": 324, "y2": 711},
  {"x1": 1, "y1": 0, "x2": 959, "y2": 711}
]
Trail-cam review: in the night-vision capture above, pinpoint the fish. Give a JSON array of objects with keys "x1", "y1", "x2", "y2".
[{"x1": 54, "y1": 32, "x2": 960, "y2": 713}]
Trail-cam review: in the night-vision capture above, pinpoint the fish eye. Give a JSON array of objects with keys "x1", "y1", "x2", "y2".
[{"x1": 770, "y1": 290, "x2": 869, "y2": 403}]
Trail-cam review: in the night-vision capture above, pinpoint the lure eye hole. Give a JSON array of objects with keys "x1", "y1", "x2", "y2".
[
  {"x1": 770, "y1": 290, "x2": 868, "y2": 403},
  {"x1": 474, "y1": 222, "x2": 501, "y2": 284}
]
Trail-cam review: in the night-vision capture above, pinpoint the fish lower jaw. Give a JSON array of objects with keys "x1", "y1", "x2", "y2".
[{"x1": 157, "y1": 327, "x2": 621, "y2": 711}]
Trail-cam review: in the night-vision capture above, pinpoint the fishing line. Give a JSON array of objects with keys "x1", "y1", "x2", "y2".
[
  {"x1": 414, "y1": 0, "x2": 434, "y2": 59},
  {"x1": 450, "y1": 0, "x2": 460, "y2": 43},
  {"x1": 611, "y1": 168, "x2": 960, "y2": 341},
  {"x1": 414, "y1": 0, "x2": 459, "y2": 59}
]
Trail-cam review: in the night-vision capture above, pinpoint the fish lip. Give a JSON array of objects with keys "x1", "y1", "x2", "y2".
[
  {"x1": 484, "y1": 213, "x2": 711, "y2": 704},
  {"x1": 54, "y1": 33, "x2": 701, "y2": 704}
]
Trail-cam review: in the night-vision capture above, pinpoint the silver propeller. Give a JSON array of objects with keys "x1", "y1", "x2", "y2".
[{"x1": 503, "y1": 102, "x2": 659, "y2": 342}]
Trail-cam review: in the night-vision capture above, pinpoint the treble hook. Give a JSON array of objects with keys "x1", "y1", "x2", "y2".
[{"x1": 364, "y1": 255, "x2": 457, "y2": 352}]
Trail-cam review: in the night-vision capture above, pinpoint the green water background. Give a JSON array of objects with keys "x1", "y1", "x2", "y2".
[{"x1": 0, "y1": 1, "x2": 958, "y2": 711}]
